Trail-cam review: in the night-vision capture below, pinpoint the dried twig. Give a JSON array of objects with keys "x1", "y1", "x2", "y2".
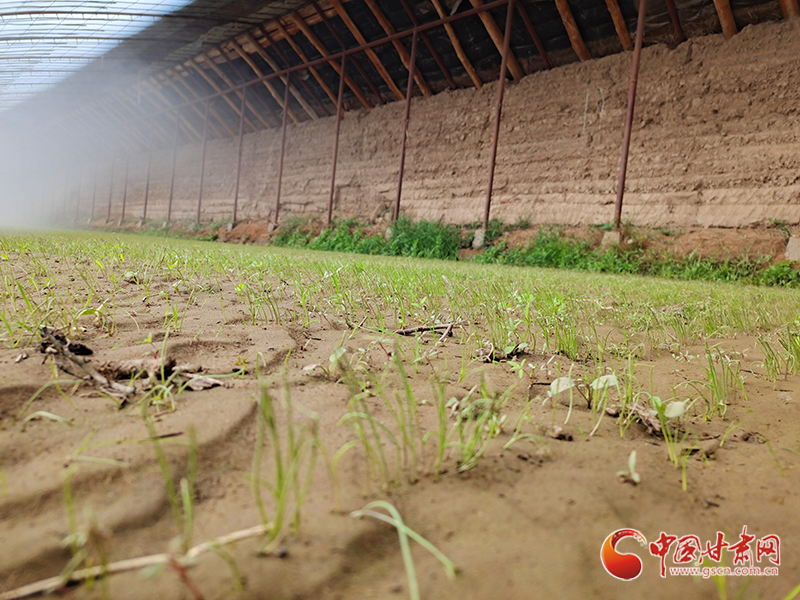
[
  {"x1": 394, "y1": 322, "x2": 464, "y2": 336},
  {"x1": 437, "y1": 323, "x2": 454, "y2": 344},
  {"x1": 40, "y1": 328, "x2": 134, "y2": 399},
  {"x1": 0, "y1": 524, "x2": 270, "y2": 600}
]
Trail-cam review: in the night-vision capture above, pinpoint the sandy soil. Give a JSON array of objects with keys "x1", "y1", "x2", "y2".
[{"x1": 1, "y1": 240, "x2": 799, "y2": 600}]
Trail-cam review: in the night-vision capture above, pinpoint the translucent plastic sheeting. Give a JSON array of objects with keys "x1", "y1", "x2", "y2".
[{"x1": 0, "y1": 0, "x2": 195, "y2": 111}]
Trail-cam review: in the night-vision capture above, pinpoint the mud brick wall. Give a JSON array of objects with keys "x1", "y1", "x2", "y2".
[{"x1": 80, "y1": 19, "x2": 800, "y2": 228}]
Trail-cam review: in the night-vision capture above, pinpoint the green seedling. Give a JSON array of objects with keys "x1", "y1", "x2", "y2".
[
  {"x1": 617, "y1": 450, "x2": 641, "y2": 484},
  {"x1": 251, "y1": 378, "x2": 319, "y2": 551},
  {"x1": 351, "y1": 501, "x2": 457, "y2": 600}
]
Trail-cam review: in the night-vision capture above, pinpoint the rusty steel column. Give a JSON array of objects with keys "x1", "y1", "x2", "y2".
[
  {"x1": 106, "y1": 156, "x2": 115, "y2": 222},
  {"x1": 121, "y1": 152, "x2": 130, "y2": 223},
  {"x1": 275, "y1": 74, "x2": 291, "y2": 223},
  {"x1": 613, "y1": 0, "x2": 648, "y2": 230},
  {"x1": 90, "y1": 157, "x2": 99, "y2": 222},
  {"x1": 74, "y1": 164, "x2": 83, "y2": 223},
  {"x1": 328, "y1": 53, "x2": 347, "y2": 228},
  {"x1": 393, "y1": 30, "x2": 419, "y2": 223},
  {"x1": 167, "y1": 109, "x2": 181, "y2": 226},
  {"x1": 143, "y1": 118, "x2": 155, "y2": 222},
  {"x1": 482, "y1": 0, "x2": 515, "y2": 229},
  {"x1": 232, "y1": 87, "x2": 248, "y2": 225},
  {"x1": 663, "y1": 0, "x2": 686, "y2": 42},
  {"x1": 197, "y1": 100, "x2": 210, "y2": 224},
  {"x1": 397, "y1": 0, "x2": 456, "y2": 89},
  {"x1": 516, "y1": 1, "x2": 552, "y2": 68}
]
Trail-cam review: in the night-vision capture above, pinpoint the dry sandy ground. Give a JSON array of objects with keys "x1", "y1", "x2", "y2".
[{"x1": 1, "y1": 238, "x2": 799, "y2": 600}]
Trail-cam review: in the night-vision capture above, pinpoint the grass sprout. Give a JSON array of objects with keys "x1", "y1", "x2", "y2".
[{"x1": 351, "y1": 500, "x2": 457, "y2": 600}]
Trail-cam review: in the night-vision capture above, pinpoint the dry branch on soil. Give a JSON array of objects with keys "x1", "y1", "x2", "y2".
[
  {"x1": 0, "y1": 525, "x2": 270, "y2": 600},
  {"x1": 40, "y1": 327, "x2": 135, "y2": 401}
]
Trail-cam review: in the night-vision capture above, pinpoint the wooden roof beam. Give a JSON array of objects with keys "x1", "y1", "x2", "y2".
[
  {"x1": 141, "y1": 79, "x2": 204, "y2": 141},
  {"x1": 163, "y1": 68, "x2": 237, "y2": 137},
  {"x1": 154, "y1": 72, "x2": 228, "y2": 138},
  {"x1": 514, "y1": 2, "x2": 552, "y2": 68},
  {"x1": 468, "y1": 0, "x2": 525, "y2": 79},
  {"x1": 203, "y1": 51, "x2": 278, "y2": 128},
  {"x1": 328, "y1": 0, "x2": 404, "y2": 100},
  {"x1": 289, "y1": 12, "x2": 374, "y2": 110},
  {"x1": 554, "y1": 0, "x2": 591, "y2": 61},
  {"x1": 430, "y1": 0, "x2": 482, "y2": 89},
  {"x1": 239, "y1": 32, "x2": 319, "y2": 120},
  {"x1": 273, "y1": 20, "x2": 340, "y2": 108},
  {"x1": 605, "y1": 0, "x2": 633, "y2": 50},
  {"x1": 256, "y1": 25, "x2": 332, "y2": 117},
  {"x1": 188, "y1": 57, "x2": 260, "y2": 133},
  {"x1": 227, "y1": 39, "x2": 303, "y2": 124},
  {"x1": 779, "y1": 0, "x2": 800, "y2": 18},
  {"x1": 361, "y1": 0, "x2": 432, "y2": 97},
  {"x1": 312, "y1": 2, "x2": 386, "y2": 105},
  {"x1": 397, "y1": 0, "x2": 457, "y2": 90},
  {"x1": 712, "y1": 0, "x2": 737, "y2": 36}
]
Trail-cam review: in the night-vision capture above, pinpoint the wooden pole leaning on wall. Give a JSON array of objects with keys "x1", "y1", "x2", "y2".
[
  {"x1": 613, "y1": 0, "x2": 647, "y2": 230},
  {"x1": 232, "y1": 87, "x2": 248, "y2": 225},
  {"x1": 167, "y1": 109, "x2": 181, "y2": 226},
  {"x1": 197, "y1": 100, "x2": 210, "y2": 224},
  {"x1": 482, "y1": 0, "x2": 515, "y2": 230},
  {"x1": 328, "y1": 53, "x2": 347, "y2": 228},
  {"x1": 275, "y1": 74, "x2": 291, "y2": 223},
  {"x1": 393, "y1": 31, "x2": 419, "y2": 224}
]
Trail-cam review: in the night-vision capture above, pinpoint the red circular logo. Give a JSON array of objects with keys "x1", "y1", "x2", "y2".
[{"x1": 601, "y1": 529, "x2": 647, "y2": 580}]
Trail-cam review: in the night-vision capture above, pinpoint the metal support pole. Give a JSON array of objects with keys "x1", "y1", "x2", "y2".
[
  {"x1": 143, "y1": 118, "x2": 155, "y2": 222},
  {"x1": 275, "y1": 74, "x2": 291, "y2": 223},
  {"x1": 75, "y1": 164, "x2": 83, "y2": 223},
  {"x1": 167, "y1": 109, "x2": 180, "y2": 226},
  {"x1": 232, "y1": 87, "x2": 248, "y2": 225},
  {"x1": 397, "y1": 0, "x2": 456, "y2": 89},
  {"x1": 393, "y1": 31, "x2": 418, "y2": 223},
  {"x1": 613, "y1": 0, "x2": 648, "y2": 230},
  {"x1": 663, "y1": 0, "x2": 686, "y2": 42},
  {"x1": 197, "y1": 100, "x2": 210, "y2": 224},
  {"x1": 121, "y1": 153, "x2": 130, "y2": 223},
  {"x1": 328, "y1": 53, "x2": 347, "y2": 228},
  {"x1": 90, "y1": 157, "x2": 99, "y2": 222},
  {"x1": 482, "y1": 0, "x2": 515, "y2": 229},
  {"x1": 106, "y1": 156, "x2": 115, "y2": 222},
  {"x1": 516, "y1": 2, "x2": 552, "y2": 68}
]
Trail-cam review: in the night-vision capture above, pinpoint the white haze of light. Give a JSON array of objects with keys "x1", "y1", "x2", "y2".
[{"x1": 0, "y1": 0, "x2": 194, "y2": 230}]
